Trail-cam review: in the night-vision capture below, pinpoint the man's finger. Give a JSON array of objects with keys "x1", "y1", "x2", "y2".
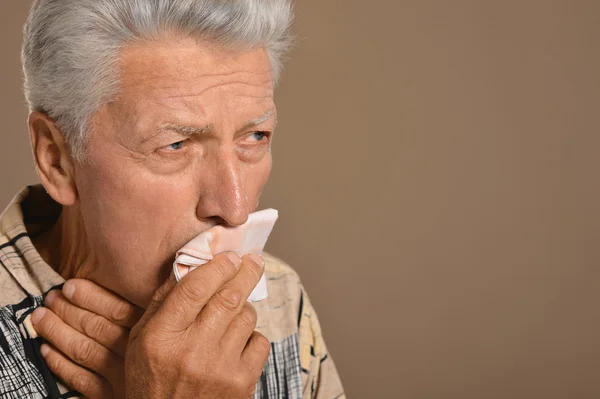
[
  {"x1": 196, "y1": 254, "x2": 265, "y2": 338},
  {"x1": 40, "y1": 343, "x2": 113, "y2": 399},
  {"x1": 44, "y1": 289, "x2": 129, "y2": 357},
  {"x1": 31, "y1": 307, "x2": 123, "y2": 383},
  {"x1": 149, "y1": 252, "x2": 240, "y2": 332},
  {"x1": 241, "y1": 331, "x2": 271, "y2": 384},
  {"x1": 62, "y1": 279, "x2": 144, "y2": 328},
  {"x1": 220, "y1": 303, "x2": 258, "y2": 355},
  {"x1": 130, "y1": 269, "x2": 179, "y2": 339}
]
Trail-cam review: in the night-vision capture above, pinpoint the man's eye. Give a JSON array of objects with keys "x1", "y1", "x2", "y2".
[
  {"x1": 167, "y1": 140, "x2": 186, "y2": 150},
  {"x1": 250, "y1": 131, "x2": 268, "y2": 141}
]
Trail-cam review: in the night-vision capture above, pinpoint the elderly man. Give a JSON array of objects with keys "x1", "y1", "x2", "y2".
[{"x1": 0, "y1": 1, "x2": 344, "y2": 398}]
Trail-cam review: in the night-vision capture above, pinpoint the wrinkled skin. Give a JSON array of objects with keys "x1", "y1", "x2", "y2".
[
  {"x1": 29, "y1": 38, "x2": 277, "y2": 398},
  {"x1": 33, "y1": 38, "x2": 276, "y2": 308}
]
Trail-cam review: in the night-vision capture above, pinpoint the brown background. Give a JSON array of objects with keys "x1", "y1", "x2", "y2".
[{"x1": 1, "y1": 1, "x2": 599, "y2": 398}]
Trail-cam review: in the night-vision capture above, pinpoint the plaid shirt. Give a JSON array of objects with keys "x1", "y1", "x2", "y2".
[{"x1": 0, "y1": 185, "x2": 345, "y2": 399}]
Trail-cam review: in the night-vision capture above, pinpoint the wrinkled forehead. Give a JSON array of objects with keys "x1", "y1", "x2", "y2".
[
  {"x1": 116, "y1": 37, "x2": 274, "y2": 104},
  {"x1": 99, "y1": 38, "x2": 276, "y2": 136}
]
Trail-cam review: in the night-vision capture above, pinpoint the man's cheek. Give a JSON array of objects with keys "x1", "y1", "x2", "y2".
[{"x1": 249, "y1": 161, "x2": 272, "y2": 206}]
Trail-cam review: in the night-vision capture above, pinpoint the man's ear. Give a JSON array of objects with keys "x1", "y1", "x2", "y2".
[{"x1": 28, "y1": 111, "x2": 78, "y2": 206}]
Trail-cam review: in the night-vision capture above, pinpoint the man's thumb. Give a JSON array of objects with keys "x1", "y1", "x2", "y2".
[{"x1": 130, "y1": 271, "x2": 178, "y2": 339}]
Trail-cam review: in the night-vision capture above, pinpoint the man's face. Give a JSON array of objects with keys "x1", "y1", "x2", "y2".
[{"x1": 72, "y1": 39, "x2": 275, "y2": 307}]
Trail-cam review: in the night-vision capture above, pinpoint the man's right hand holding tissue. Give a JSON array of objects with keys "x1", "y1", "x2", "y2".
[{"x1": 33, "y1": 252, "x2": 269, "y2": 399}]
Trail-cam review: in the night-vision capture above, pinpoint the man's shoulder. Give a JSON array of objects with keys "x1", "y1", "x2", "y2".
[
  {"x1": 254, "y1": 252, "x2": 305, "y2": 342},
  {"x1": 263, "y1": 251, "x2": 301, "y2": 282},
  {"x1": 261, "y1": 251, "x2": 305, "y2": 307},
  {"x1": 0, "y1": 185, "x2": 65, "y2": 305}
]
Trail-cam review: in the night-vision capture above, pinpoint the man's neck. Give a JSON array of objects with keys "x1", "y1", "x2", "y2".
[
  {"x1": 32, "y1": 206, "x2": 97, "y2": 281},
  {"x1": 32, "y1": 215, "x2": 62, "y2": 273}
]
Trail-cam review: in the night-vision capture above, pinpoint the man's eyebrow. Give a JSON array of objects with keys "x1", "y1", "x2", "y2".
[
  {"x1": 157, "y1": 123, "x2": 215, "y2": 137},
  {"x1": 243, "y1": 109, "x2": 276, "y2": 129},
  {"x1": 152, "y1": 109, "x2": 276, "y2": 140}
]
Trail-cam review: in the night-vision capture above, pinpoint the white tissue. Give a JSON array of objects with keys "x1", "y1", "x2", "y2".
[{"x1": 173, "y1": 209, "x2": 278, "y2": 302}]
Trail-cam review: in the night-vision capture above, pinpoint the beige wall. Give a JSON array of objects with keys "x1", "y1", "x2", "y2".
[{"x1": 2, "y1": 1, "x2": 600, "y2": 398}]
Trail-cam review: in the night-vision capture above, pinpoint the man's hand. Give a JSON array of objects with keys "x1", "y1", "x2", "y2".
[
  {"x1": 32, "y1": 252, "x2": 270, "y2": 399},
  {"x1": 31, "y1": 278, "x2": 144, "y2": 398},
  {"x1": 125, "y1": 252, "x2": 270, "y2": 398}
]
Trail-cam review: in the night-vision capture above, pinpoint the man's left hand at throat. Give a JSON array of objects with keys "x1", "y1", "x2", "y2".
[{"x1": 31, "y1": 279, "x2": 144, "y2": 399}]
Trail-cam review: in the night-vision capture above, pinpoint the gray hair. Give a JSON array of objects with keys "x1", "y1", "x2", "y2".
[{"x1": 22, "y1": 0, "x2": 293, "y2": 161}]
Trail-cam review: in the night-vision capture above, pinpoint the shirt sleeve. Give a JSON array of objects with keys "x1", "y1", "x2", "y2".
[{"x1": 298, "y1": 285, "x2": 346, "y2": 399}]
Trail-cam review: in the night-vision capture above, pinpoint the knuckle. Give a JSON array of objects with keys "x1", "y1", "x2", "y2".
[
  {"x1": 177, "y1": 279, "x2": 211, "y2": 306},
  {"x1": 152, "y1": 277, "x2": 173, "y2": 303},
  {"x1": 72, "y1": 372, "x2": 91, "y2": 394},
  {"x1": 139, "y1": 331, "x2": 154, "y2": 351},
  {"x1": 40, "y1": 314, "x2": 59, "y2": 338},
  {"x1": 70, "y1": 338, "x2": 96, "y2": 366},
  {"x1": 110, "y1": 300, "x2": 131, "y2": 324},
  {"x1": 237, "y1": 305, "x2": 257, "y2": 329},
  {"x1": 45, "y1": 351, "x2": 63, "y2": 375},
  {"x1": 76, "y1": 287, "x2": 94, "y2": 310},
  {"x1": 179, "y1": 351, "x2": 214, "y2": 382},
  {"x1": 138, "y1": 336, "x2": 153, "y2": 359},
  {"x1": 139, "y1": 331, "x2": 164, "y2": 363},
  {"x1": 214, "y1": 258, "x2": 237, "y2": 280},
  {"x1": 214, "y1": 288, "x2": 242, "y2": 311},
  {"x1": 203, "y1": 367, "x2": 244, "y2": 395},
  {"x1": 82, "y1": 313, "x2": 111, "y2": 340},
  {"x1": 71, "y1": 371, "x2": 102, "y2": 398},
  {"x1": 50, "y1": 294, "x2": 68, "y2": 317},
  {"x1": 180, "y1": 355, "x2": 203, "y2": 379},
  {"x1": 231, "y1": 373, "x2": 252, "y2": 395},
  {"x1": 253, "y1": 333, "x2": 271, "y2": 355}
]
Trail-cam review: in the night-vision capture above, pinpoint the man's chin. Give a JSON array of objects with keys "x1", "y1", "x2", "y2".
[{"x1": 99, "y1": 259, "x2": 173, "y2": 310}]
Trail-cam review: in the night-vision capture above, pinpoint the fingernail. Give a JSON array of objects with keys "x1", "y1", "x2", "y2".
[
  {"x1": 227, "y1": 252, "x2": 242, "y2": 267},
  {"x1": 40, "y1": 344, "x2": 50, "y2": 357},
  {"x1": 31, "y1": 308, "x2": 46, "y2": 325},
  {"x1": 249, "y1": 254, "x2": 265, "y2": 268},
  {"x1": 44, "y1": 290, "x2": 57, "y2": 307},
  {"x1": 62, "y1": 281, "x2": 75, "y2": 299}
]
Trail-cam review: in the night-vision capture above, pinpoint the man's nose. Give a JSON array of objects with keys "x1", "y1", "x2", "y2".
[{"x1": 195, "y1": 151, "x2": 249, "y2": 227}]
